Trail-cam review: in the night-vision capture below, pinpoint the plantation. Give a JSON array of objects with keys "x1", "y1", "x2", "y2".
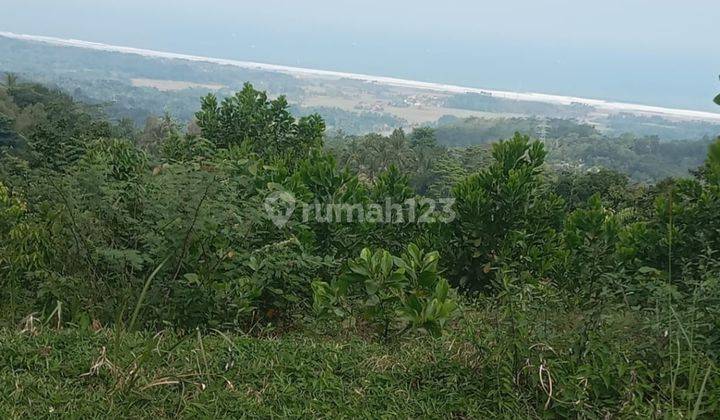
[{"x1": 1, "y1": 77, "x2": 720, "y2": 417}]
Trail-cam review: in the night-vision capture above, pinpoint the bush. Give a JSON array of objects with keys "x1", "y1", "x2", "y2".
[
  {"x1": 449, "y1": 133, "x2": 563, "y2": 291},
  {"x1": 312, "y1": 244, "x2": 460, "y2": 338}
]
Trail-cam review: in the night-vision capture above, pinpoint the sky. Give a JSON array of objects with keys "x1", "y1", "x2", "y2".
[{"x1": 1, "y1": 0, "x2": 718, "y2": 110}]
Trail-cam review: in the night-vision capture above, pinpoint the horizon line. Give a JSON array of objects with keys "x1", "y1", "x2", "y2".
[{"x1": 2, "y1": 30, "x2": 720, "y2": 123}]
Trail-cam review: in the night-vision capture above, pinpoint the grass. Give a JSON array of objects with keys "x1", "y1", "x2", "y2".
[
  {"x1": 0, "y1": 327, "x2": 490, "y2": 418},
  {"x1": 1, "y1": 300, "x2": 717, "y2": 418}
]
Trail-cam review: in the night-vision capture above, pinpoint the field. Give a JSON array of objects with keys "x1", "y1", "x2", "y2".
[{"x1": 130, "y1": 78, "x2": 225, "y2": 92}]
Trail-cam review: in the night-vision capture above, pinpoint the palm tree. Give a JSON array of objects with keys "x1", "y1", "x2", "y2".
[
  {"x1": 383, "y1": 128, "x2": 416, "y2": 172},
  {"x1": 3, "y1": 73, "x2": 18, "y2": 88}
]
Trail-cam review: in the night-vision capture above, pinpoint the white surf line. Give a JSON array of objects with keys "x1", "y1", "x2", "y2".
[{"x1": 2, "y1": 31, "x2": 720, "y2": 122}]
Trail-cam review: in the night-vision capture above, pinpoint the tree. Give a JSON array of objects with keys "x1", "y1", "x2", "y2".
[
  {"x1": 195, "y1": 83, "x2": 325, "y2": 164},
  {"x1": 562, "y1": 194, "x2": 620, "y2": 293},
  {"x1": 138, "y1": 113, "x2": 180, "y2": 152},
  {"x1": 2, "y1": 73, "x2": 18, "y2": 89},
  {"x1": 449, "y1": 133, "x2": 564, "y2": 290},
  {"x1": 552, "y1": 168, "x2": 631, "y2": 211},
  {"x1": 368, "y1": 164, "x2": 418, "y2": 254},
  {"x1": 293, "y1": 149, "x2": 367, "y2": 257},
  {"x1": 332, "y1": 129, "x2": 416, "y2": 182},
  {"x1": 706, "y1": 139, "x2": 720, "y2": 184},
  {"x1": 409, "y1": 127, "x2": 442, "y2": 194},
  {"x1": 710, "y1": 76, "x2": 720, "y2": 181},
  {"x1": 0, "y1": 114, "x2": 21, "y2": 148}
]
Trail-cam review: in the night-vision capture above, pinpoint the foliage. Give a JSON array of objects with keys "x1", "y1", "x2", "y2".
[
  {"x1": 703, "y1": 137, "x2": 720, "y2": 184},
  {"x1": 552, "y1": 168, "x2": 633, "y2": 211},
  {"x1": 2, "y1": 78, "x2": 720, "y2": 417},
  {"x1": 329, "y1": 128, "x2": 417, "y2": 182},
  {"x1": 432, "y1": 115, "x2": 717, "y2": 182},
  {"x1": 292, "y1": 149, "x2": 367, "y2": 257},
  {"x1": 195, "y1": 83, "x2": 324, "y2": 164},
  {"x1": 161, "y1": 131, "x2": 216, "y2": 163},
  {"x1": 366, "y1": 164, "x2": 421, "y2": 253},
  {"x1": 449, "y1": 133, "x2": 564, "y2": 290},
  {"x1": 0, "y1": 181, "x2": 49, "y2": 318},
  {"x1": 562, "y1": 194, "x2": 621, "y2": 293},
  {"x1": 313, "y1": 244, "x2": 459, "y2": 338}
]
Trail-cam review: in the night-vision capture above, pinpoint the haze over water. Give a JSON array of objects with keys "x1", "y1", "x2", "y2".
[{"x1": 2, "y1": 0, "x2": 718, "y2": 111}]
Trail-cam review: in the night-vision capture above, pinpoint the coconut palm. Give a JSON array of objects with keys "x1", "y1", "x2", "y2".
[{"x1": 3, "y1": 73, "x2": 18, "y2": 89}]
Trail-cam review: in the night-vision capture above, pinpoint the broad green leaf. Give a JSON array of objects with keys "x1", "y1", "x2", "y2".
[{"x1": 435, "y1": 278, "x2": 449, "y2": 301}]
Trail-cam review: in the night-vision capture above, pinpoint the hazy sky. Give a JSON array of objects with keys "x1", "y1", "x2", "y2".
[{"x1": 2, "y1": 0, "x2": 718, "y2": 110}]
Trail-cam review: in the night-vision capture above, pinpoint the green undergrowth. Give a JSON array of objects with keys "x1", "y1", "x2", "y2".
[
  {"x1": 1, "y1": 327, "x2": 489, "y2": 418},
  {"x1": 2, "y1": 298, "x2": 718, "y2": 419}
]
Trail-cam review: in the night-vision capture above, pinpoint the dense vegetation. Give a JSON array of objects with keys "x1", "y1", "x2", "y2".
[
  {"x1": 432, "y1": 116, "x2": 714, "y2": 181},
  {"x1": 2, "y1": 77, "x2": 720, "y2": 417}
]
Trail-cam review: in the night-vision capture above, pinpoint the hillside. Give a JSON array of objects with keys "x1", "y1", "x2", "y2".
[{"x1": 2, "y1": 77, "x2": 720, "y2": 417}]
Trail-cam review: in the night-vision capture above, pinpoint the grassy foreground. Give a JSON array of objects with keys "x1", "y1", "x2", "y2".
[
  {"x1": 2, "y1": 303, "x2": 719, "y2": 419},
  {"x1": 1, "y1": 327, "x2": 492, "y2": 418}
]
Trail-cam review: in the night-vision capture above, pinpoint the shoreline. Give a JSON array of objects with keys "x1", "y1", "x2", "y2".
[{"x1": 2, "y1": 31, "x2": 720, "y2": 123}]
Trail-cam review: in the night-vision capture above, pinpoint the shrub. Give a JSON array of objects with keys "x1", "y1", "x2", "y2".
[
  {"x1": 449, "y1": 133, "x2": 563, "y2": 291},
  {"x1": 312, "y1": 244, "x2": 460, "y2": 338}
]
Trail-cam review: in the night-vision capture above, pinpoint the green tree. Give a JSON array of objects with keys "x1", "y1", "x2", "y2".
[
  {"x1": 562, "y1": 194, "x2": 621, "y2": 293},
  {"x1": 409, "y1": 127, "x2": 442, "y2": 194},
  {"x1": 552, "y1": 168, "x2": 632, "y2": 211},
  {"x1": 293, "y1": 149, "x2": 367, "y2": 257},
  {"x1": 333, "y1": 129, "x2": 416, "y2": 182},
  {"x1": 195, "y1": 83, "x2": 325, "y2": 164},
  {"x1": 705, "y1": 139, "x2": 720, "y2": 184},
  {"x1": 0, "y1": 113, "x2": 21, "y2": 148},
  {"x1": 449, "y1": 133, "x2": 564, "y2": 290},
  {"x1": 368, "y1": 164, "x2": 418, "y2": 253}
]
